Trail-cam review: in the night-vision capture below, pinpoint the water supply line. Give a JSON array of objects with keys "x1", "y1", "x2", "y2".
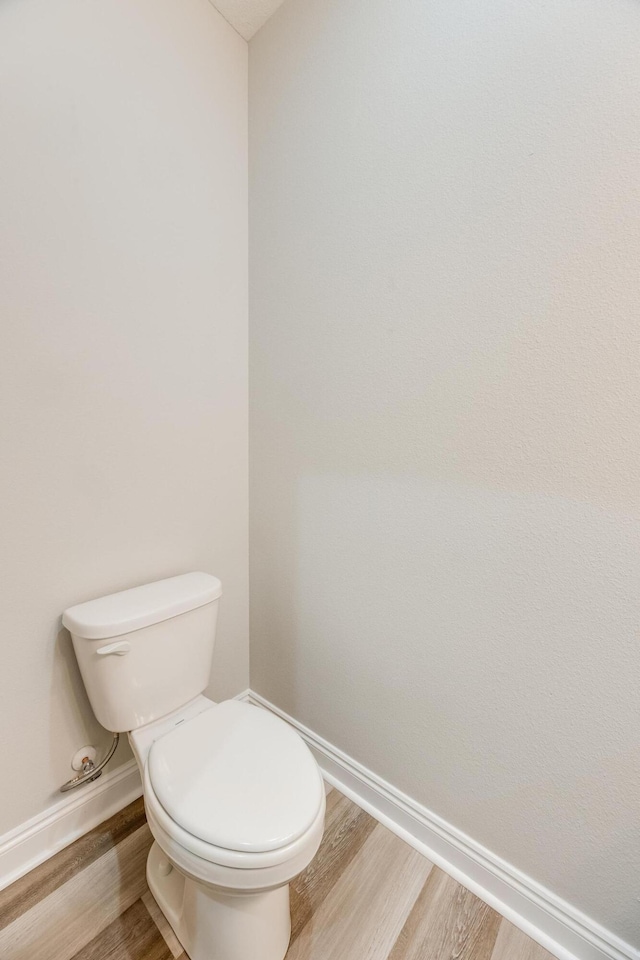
[{"x1": 59, "y1": 732, "x2": 120, "y2": 792}]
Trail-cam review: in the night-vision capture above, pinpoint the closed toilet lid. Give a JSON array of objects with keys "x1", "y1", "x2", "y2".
[{"x1": 148, "y1": 701, "x2": 324, "y2": 853}]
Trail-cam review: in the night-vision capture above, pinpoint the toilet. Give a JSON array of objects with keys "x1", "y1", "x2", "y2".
[{"x1": 62, "y1": 572, "x2": 325, "y2": 960}]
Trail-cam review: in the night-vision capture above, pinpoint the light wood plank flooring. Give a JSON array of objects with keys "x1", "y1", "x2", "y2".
[{"x1": 0, "y1": 788, "x2": 557, "y2": 960}]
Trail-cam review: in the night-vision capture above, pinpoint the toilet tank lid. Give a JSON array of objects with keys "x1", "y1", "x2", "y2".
[{"x1": 62, "y1": 572, "x2": 222, "y2": 640}]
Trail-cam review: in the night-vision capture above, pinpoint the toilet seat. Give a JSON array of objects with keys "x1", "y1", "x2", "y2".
[
  {"x1": 144, "y1": 767, "x2": 325, "y2": 893},
  {"x1": 148, "y1": 700, "x2": 323, "y2": 855},
  {"x1": 143, "y1": 700, "x2": 325, "y2": 870}
]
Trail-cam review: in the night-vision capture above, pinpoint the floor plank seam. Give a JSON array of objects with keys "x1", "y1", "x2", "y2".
[{"x1": 0, "y1": 790, "x2": 557, "y2": 960}]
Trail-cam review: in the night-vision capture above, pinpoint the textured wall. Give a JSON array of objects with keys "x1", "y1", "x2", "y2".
[
  {"x1": 249, "y1": 0, "x2": 640, "y2": 946},
  {"x1": 0, "y1": 0, "x2": 248, "y2": 835}
]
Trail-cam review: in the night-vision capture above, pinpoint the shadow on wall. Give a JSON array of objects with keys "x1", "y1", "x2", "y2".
[{"x1": 251, "y1": 469, "x2": 640, "y2": 939}]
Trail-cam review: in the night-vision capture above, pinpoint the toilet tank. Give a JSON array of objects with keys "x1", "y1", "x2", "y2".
[{"x1": 62, "y1": 573, "x2": 222, "y2": 732}]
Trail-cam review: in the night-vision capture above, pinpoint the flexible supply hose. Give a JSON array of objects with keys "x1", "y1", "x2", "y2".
[{"x1": 59, "y1": 732, "x2": 120, "y2": 792}]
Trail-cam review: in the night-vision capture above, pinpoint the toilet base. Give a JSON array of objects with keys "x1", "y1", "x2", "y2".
[{"x1": 146, "y1": 841, "x2": 292, "y2": 960}]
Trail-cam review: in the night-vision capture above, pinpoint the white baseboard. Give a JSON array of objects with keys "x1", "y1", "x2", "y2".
[
  {"x1": 0, "y1": 759, "x2": 142, "y2": 893},
  {"x1": 245, "y1": 690, "x2": 639, "y2": 960},
  {"x1": 3, "y1": 693, "x2": 635, "y2": 960}
]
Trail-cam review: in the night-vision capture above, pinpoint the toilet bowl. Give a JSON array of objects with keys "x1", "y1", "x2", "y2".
[
  {"x1": 63, "y1": 573, "x2": 326, "y2": 960},
  {"x1": 133, "y1": 697, "x2": 325, "y2": 960}
]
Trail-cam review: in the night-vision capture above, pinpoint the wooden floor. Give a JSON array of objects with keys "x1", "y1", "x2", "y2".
[{"x1": 0, "y1": 787, "x2": 556, "y2": 960}]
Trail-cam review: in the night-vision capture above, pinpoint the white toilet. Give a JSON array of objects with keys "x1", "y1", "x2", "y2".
[{"x1": 62, "y1": 572, "x2": 325, "y2": 960}]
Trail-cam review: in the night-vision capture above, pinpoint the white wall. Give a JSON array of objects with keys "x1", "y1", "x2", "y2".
[
  {"x1": 0, "y1": 0, "x2": 248, "y2": 836},
  {"x1": 249, "y1": 0, "x2": 640, "y2": 947}
]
